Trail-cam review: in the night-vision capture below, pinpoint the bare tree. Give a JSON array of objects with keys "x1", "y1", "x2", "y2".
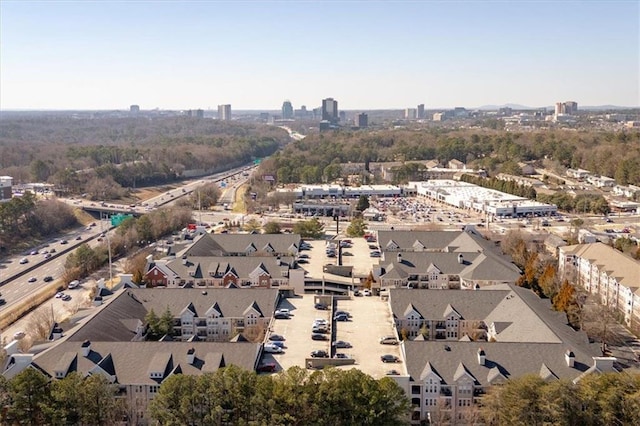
[{"x1": 28, "y1": 308, "x2": 57, "y2": 341}]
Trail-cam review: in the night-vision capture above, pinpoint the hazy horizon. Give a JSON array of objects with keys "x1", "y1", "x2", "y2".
[{"x1": 1, "y1": 1, "x2": 638, "y2": 110}]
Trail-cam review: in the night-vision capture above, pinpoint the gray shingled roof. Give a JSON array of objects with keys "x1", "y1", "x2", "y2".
[
  {"x1": 403, "y1": 340, "x2": 601, "y2": 385},
  {"x1": 161, "y1": 255, "x2": 293, "y2": 281},
  {"x1": 67, "y1": 288, "x2": 280, "y2": 342},
  {"x1": 33, "y1": 341, "x2": 259, "y2": 384},
  {"x1": 181, "y1": 233, "x2": 301, "y2": 257}
]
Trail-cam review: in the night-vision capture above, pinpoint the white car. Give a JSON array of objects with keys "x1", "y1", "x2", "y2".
[
  {"x1": 363, "y1": 289, "x2": 372, "y2": 296},
  {"x1": 263, "y1": 343, "x2": 283, "y2": 354},
  {"x1": 55, "y1": 292, "x2": 65, "y2": 299},
  {"x1": 68, "y1": 280, "x2": 80, "y2": 289},
  {"x1": 275, "y1": 308, "x2": 290, "y2": 316}
]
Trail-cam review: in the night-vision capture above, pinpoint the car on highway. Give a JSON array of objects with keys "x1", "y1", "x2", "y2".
[
  {"x1": 19, "y1": 258, "x2": 29, "y2": 264},
  {"x1": 75, "y1": 235, "x2": 82, "y2": 240},
  {"x1": 60, "y1": 240, "x2": 68, "y2": 244},
  {"x1": 310, "y1": 350, "x2": 329, "y2": 358},
  {"x1": 44, "y1": 253, "x2": 52, "y2": 259},
  {"x1": 43, "y1": 276, "x2": 54, "y2": 282},
  {"x1": 30, "y1": 250, "x2": 39, "y2": 255},
  {"x1": 332, "y1": 340, "x2": 352, "y2": 348},
  {"x1": 0, "y1": 298, "x2": 6, "y2": 306},
  {"x1": 27, "y1": 277, "x2": 37, "y2": 283},
  {"x1": 381, "y1": 354, "x2": 400, "y2": 363}
]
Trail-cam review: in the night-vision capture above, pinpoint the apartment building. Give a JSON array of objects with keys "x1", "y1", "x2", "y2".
[
  {"x1": 374, "y1": 230, "x2": 521, "y2": 290},
  {"x1": 389, "y1": 286, "x2": 616, "y2": 424},
  {"x1": 558, "y1": 243, "x2": 640, "y2": 328}
]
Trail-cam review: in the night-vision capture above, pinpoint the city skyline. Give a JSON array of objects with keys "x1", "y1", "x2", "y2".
[{"x1": 1, "y1": 1, "x2": 638, "y2": 110}]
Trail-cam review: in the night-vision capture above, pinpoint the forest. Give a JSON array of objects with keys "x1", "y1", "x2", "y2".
[
  {"x1": 258, "y1": 128, "x2": 640, "y2": 186},
  {"x1": 0, "y1": 116, "x2": 288, "y2": 195}
]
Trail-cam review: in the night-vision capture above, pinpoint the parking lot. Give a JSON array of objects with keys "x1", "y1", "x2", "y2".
[{"x1": 262, "y1": 294, "x2": 402, "y2": 379}]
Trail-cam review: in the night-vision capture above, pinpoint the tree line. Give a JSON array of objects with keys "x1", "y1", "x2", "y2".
[
  {"x1": 258, "y1": 128, "x2": 640, "y2": 186},
  {"x1": 0, "y1": 365, "x2": 410, "y2": 425}
]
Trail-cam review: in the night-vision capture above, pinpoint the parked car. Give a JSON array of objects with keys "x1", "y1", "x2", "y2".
[
  {"x1": 333, "y1": 353, "x2": 350, "y2": 359},
  {"x1": 43, "y1": 276, "x2": 54, "y2": 282},
  {"x1": 314, "y1": 303, "x2": 328, "y2": 310},
  {"x1": 68, "y1": 280, "x2": 80, "y2": 289},
  {"x1": 310, "y1": 350, "x2": 329, "y2": 358},
  {"x1": 274, "y1": 312, "x2": 290, "y2": 319},
  {"x1": 363, "y1": 289, "x2": 372, "y2": 296},
  {"x1": 313, "y1": 318, "x2": 328, "y2": 326},
  {"x1": 386, "y1": 369, "x2": 400, "y2": 375},
  {"x1": 61, "y1": 294, "x2": 72, "y2": 301},
  {"x1": 380, "y1": 336, "x2": 399, "y2": 345},
  {"x1": 269, "y1": 334, "x2": 286, "y2": 342},
  {"x1": 263, "y1": 343, "x2": 283, "y2": 354},
  {"x1": 312, "y1": 326, "x2": 329, "y2": 334},
  {"x1": 334, "y1": 314, "x2": 349, "y2": 322},
  {"x1": 332, "y1": 340, "x2": 352, "y2": 348},
  {"x1": 55, "y1": 292, "x2": 65, "y2": 299},
  {"x1": 256, "y1": 363, "x2": 276, "y2": 373},
  {"x1": 298, "y1": 254, "x2": 310, "y2": 259},
  {"x1": 353, "y1": 290, "x2": 362, "y2": 297},
  {"x1": 381, "y1": 354, "x2": 400, "y2": 363},
  {"x1": 311, "y1": 333, "x2": 328, "y2": 341},
  {"x1": 335, "y1": 310, "x2": 351, "y2": 317},
  {"x1": 269, "y1": 341, "x2": 286, "y2": 349}
]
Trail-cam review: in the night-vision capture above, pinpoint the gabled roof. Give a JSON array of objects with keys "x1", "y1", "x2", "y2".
[
  {"x1": 443, "y1": 304, "x2": 462, "y2": 319},
  {"x1": 453, "y1": 362, "x2": 477, "y2": 383},
  {"x1": 33, "y1": 342, "x2": 258, "y2": 385},
  {"x1": 539, "y1": 363, "x2": 559, "y2": 381},
  {"x1": 419, "y1": 361, "x2": 442, "y2": 382},
  {"x1": 158, "y1": 256, "x2": 292, "y2": 282},
  {"x1": 181, "y1": 233, "x2": 301, "y2": 257},
  {"x1": 244, "y1": 301, "x2": 264, "y2": 317},
  {"x1": 404, "y1": 303, "x2": 423, "y2": 319}
]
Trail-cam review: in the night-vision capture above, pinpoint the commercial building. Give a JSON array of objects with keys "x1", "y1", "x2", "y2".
[
  {"x1": 282, "y1": 100, "x2": 294, "y2": 120},
  {"x1": 322, "y1": 98, "x2": 339, "y2": 123},
  {"x1": 129, "y1": 104, "x2": 140, "y2": 115},
  {"x1": 0, "y1": 176, "x2": 12, "y2": 202},
  {"x1": 558, "y1": 243, "x2": 640, "y2": 329},
  {"x1": 409, "y1": 180, "x2": 557, "y2": 217},
  {"x1": 356, "y1": 112, "x2": 368, "y2": 128},
  {"x1": 417, "y1": 104, "x2": 425, "y2": 119},
  {"x1": 405, "y1": 108, "x2": 417, "y2": 120},
  {"x1": 217, "y1": 104, "x2": 232, "y2": 121}
]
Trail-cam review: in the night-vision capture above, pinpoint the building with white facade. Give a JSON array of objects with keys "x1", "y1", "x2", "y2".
[
  {"x1": 409, "y1": 180, "x2": 557, "y2": 217},
  {"x1": 0, "y1": 176, "x2": 12, "y2": 202}
]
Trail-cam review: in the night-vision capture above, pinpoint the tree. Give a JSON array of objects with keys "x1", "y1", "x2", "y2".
[
  {"x1": 356, "y1": 195, "x2": 370, "y2": 212},
  {"x1": 292, "y1": 218, "x2": 324, "y2": 239},
  {"x1": 243, "y1": 218, "x2": 262, "y2": 233},
  {"x1": 346, "y1": 218, "x2": 366, "y2": 237},
  {"x1": 145, "y1": 309, "x2": 160, "y2": 339},
  {"x1": 158, "y1": 307, "x2": 174, "y2": 337},
  {"x1": 7, "y1": 368, "x2": 51, "y2": 425},
  {"x1": 79, "y1": 374, "x2": 124, "y2": 425},
  {"x1": 263, "y1": 221, "x2": 281, "y2": 234}
]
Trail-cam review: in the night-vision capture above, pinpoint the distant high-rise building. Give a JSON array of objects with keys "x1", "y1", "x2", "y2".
[
  {"x1": 282, "y1": 100, "x2": 294, "y2": 120},
  {"x1": 356, "y1": 113, "x2": 368, "y2": 128},
  {"x1": 295, "y1": 105, "x2": 309, "y2": 119},
  {"x1": 555, "y1": 101, "x2": 578, "y2": 117},
  {"x1": 218, "y1": 104, "x2": 231, "y2": 121},
  {"x1": 405, "y1": 108, "x2": 417, "y2": 120},
  {"x1": 417, "y1": 104, "x2": 425, "y2": 119},
  {"x1": 130, "y1": 105, "x2": 140, "y2": 115},
  {"x1": 196, "y1": 109, "x2": 204, "y2": 119},
  {"x1": 339, "y1": 111, "x2": 346, "y2": 123},
  {"x1": 322, "y1": 98, "x2": 338, "y2": 123}
]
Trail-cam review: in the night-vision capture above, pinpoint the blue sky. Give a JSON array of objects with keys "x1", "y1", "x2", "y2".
[{"x1": 1, "y1": 0, "x2": 638, "y2": 110}]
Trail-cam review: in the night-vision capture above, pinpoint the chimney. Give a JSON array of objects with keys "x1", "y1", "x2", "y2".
[
  {"x1": 397, "y1": 253, "x2": 402, "y2": 263},
  {"x1": 187, "y1": 347, "x2": 196, "y2": 365},
  {"x1": 477, "y1": 348, "x2": 486, "y2": 366},
  {"x1": 458, "y1": 254, "x2": 464, "y2": 264},
  {"x1": 81, "y1": 340, "x2": 91, "y2": 357},
  {"x1": 565, "y1": 349, "x2": 575, "y2": 367},
  {"x1": 592, "y1": 356, "x2": 616, "y2": 372}
]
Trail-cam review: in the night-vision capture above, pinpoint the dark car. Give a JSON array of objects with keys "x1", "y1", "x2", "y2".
[
  {"x1": 334, "y1": 314, "x2": 349, "y2": 322},
  {"x1": 269, "y1": 334, "x2": 285, "y2": 341},
  {"x1": 314, "y1": 303, "x2": 328, "y2": 310},
  {"x1": 332, "y1": 340, "x2": 351, "y2": 348},
  {"x1": 75, "y1": 236, "x2": 82, "y2": 240},
  {"x1": 297, "y1": 259, "x2": 309, "y2": 264},
  {"x1": 311, "y1": 333, "x2": 328, "y2": 341},
  {"x1": 43, "y1": 276, "x2": 54, "y2": 282},
  {"x1": 61, "y1": 294, "x2": 72, "y2": 301},
  {"x1": 310, "y1": 350, "x2": 329, "y2": 358},
  {"x1": 256, "y1": 363, "x2": 276, "y2": 373},
  {"x1": 386, "y1": 369, "x2": 400, "y2": 375},
  {"x1": 274, "y1": 313, "x2": 290, "y2": 319},
  {"x1": 0, "y1": 299, "x2": 6, "y2": 306},
  {"x1": 381, "y1": 354, "x2": 400, "y2": 363},
  {"x1": 335, "y1": 310, "x2": 351, "y2": 317},
  {"x1": 60, "y1": 240, "x2": 68, "y2": 245}
]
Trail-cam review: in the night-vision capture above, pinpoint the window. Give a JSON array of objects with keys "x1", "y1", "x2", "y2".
[{"x1": 412, "y1": 385, "x2": 421, "y2": 394}]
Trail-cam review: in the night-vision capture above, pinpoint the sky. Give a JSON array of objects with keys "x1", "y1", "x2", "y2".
[{"x1": 1, "y1": 0, "x2": 638, "y2": 110}]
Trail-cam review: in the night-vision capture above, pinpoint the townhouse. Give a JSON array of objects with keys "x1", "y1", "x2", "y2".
[{"x1": 558, "y1": 243, "x2": 640, "y2": 329}]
